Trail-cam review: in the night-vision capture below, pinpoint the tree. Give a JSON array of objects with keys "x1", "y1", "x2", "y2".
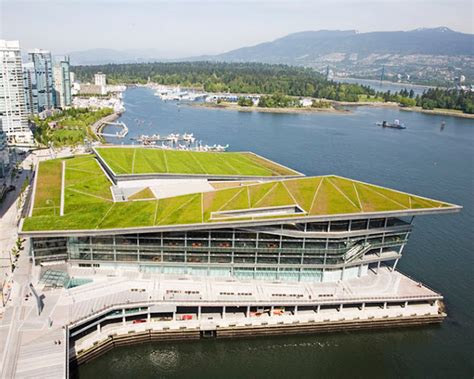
[
  {"x1": 399, "y1": 97, "x2": 416, "y2": 107},
  {"x1": 237, "y1": 97, "x2": 253, "y2": 107}
]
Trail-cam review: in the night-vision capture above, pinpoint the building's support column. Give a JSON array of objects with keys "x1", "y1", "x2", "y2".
[
  {"x1": 316, "y1": 304, "x2": 321, "y2": 313},
  {"x1": 30, "y1": 242, "x2": 36, "y2": 266},
  {"x1": 339, "y1": 303, "x2": 343, "y2": 312},
  {"x1": 404, "y1": 301, "x2": 408, "y2": 308},
  {"x1": 113, "y1": 235, "x2": 117, "y2": 264},
  {"x1": 246, "y1": 305, "x2": 250, "y2": 318},
  {"x1": 383, "y1": 302, "x2": 387, "y2": 310},
  {"x1": 361, "y1": 303, "x2": 365, "y2": 311},
  {"x1": 198, "y1": 306, "x2": 202, "y2": 320},
  {"x1": 294, "y1": 305, "x2": 298, "y2": 315},
  {"x1": 147, "y1": 308, "x2": 151, "y2": 322},
  {"x1": 137, "y1": 233, "x2": 140, "y2": 264},
  {"x1": 173, "y1": 311, "x2": 176, "y2": 321},
  {"x1": 97, "y1": 323, "x2": 101, "y2": 333},
  {"x1": 222, "y1": 306, "x2": 226, "y2": 320},
  {"x1": 122, "y1": 309, "x2": 126, "y2": 326},
  {"x1": 270, "y1": 305, "x2": 274, "y2": 316},
  {"x1": 392, "y1": 258, "x2": 399, "y2": 272}
]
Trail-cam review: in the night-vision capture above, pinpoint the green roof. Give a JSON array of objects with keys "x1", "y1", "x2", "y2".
[
  {"x1": 94, "y1": 147, "x2": 300, "y2": 177},
  {"x1": 22, "y1": 154, "x2": 458, "y2": 233}
]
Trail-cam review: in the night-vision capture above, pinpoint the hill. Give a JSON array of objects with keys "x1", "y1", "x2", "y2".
[{"x1": 207, "y1": 27, "x2": 474, "y2": 85}]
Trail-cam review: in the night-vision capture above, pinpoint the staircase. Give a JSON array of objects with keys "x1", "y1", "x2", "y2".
[{"x1": 345, "y1": 242, "x2": 372, "y2": 263}]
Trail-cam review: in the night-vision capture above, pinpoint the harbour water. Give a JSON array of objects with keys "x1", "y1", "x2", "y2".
[
  {"x1": 334, "y1": 77, "x2": 435, "y2": 95},
  {"x1": 78, "y1": 87, "x2": 473, "y2": 378}
]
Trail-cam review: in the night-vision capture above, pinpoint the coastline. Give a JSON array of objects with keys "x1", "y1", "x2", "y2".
[
  {"x1": 399, "y1": 106, "x2": 474, "y2": 119},
  {"x1": 189, "y1": 102, "x2": 351, "y2": 115},
  {"x1": 189, "y1": 100, "x2": 474, "y2": 119}
]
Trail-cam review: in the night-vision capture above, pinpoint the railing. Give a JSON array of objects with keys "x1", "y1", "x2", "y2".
[{"x1": 68, "y1": 293, "x2": 441, "y2": 327}]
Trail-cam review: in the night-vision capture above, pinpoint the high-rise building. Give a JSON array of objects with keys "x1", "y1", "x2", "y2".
[
  {"x1": 94, "y1": 72, "x2": 106, "y2": 86},
  {"x1": 22, "y1": 62, "x2": 39, "y2": 115},
  {"x1": 28, "y1": 49, "x2": 56, "y2": 111},
  {"x1": 53, "y1": 56, "x2": 72, "y2": 109},
  {"x1": 0, "y1": 40, "x2": 34, "y2": 144}
]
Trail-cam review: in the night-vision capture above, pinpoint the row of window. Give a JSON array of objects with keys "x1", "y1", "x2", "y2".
[{"x1": 60, "y1": 218, "x2": 409, "y2": 245}]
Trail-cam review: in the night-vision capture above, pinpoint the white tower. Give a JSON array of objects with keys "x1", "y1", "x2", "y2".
[{"x1": 0, "y1": 40, "x2": 34, "y2": 145}]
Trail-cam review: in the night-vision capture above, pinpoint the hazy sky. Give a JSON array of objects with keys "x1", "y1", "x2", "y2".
[{"x1": 1, "y1": 0, "x2": 473, "y2": 57}]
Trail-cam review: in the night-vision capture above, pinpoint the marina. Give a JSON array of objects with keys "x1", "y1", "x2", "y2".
[{"x1": 132, "y1": 133, "x2": 229, "y2": 151}]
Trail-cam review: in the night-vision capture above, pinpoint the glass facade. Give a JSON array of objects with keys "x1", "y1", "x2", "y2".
[
  {"x1": 31, "y1": 217, "x2": 412, "y2": 283},
  {"x1": 28, "y1": 49, "x2": 55, "y2": 111}
]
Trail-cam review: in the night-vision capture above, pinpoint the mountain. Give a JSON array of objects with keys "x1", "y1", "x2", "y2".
[
  {"x1": 212, "y1": 27, "x2": 473, "y2": 63},
  {"x1": 68, "y1": 27, "x2": 473, "y2": 84},
  {"x1": 203, "y1": 27, "x2": 473, "y2": 85}
]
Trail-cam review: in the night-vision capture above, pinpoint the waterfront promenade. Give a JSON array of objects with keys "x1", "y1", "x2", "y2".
[{"x1": 0, "y1": 264, "x2": 444, "y2": 378}]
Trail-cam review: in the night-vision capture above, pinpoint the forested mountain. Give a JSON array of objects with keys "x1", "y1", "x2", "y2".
[
  {"x1": 211, "y1": 28, "x2": 473, "y2": 62},
  {"x1": 205, "y1": 27, "x2": 473, "y2": 85},
  {"x1": 69, "y1": 28, "x2": 473, "y2": 85}
]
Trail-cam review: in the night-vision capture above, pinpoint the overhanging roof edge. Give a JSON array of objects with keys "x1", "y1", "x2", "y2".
[{"x1": 19, "y1": 204, "x2": 462, "y2": 237}]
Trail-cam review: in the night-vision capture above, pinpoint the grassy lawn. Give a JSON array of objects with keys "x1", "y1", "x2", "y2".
[
  {"x1": 95, "y1": 147, "x2": 299, "y2": 177},
  {"x1": 23, "y1": 155, "x2": 454, "y2": 232},
  {"x1": 32, "y1": 159, "x2": 63, "y2": 216}
]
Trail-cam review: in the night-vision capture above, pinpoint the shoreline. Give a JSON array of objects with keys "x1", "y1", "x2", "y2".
[
  {"x1": 189, "y1": 101, "x2": 474, "y2": 119},
  {"x1": 399, "y1": 106, "x2": 474, "y2": 119},
  {"x1": 189, "y1": 102, "x2": 351, "y2": 115}
]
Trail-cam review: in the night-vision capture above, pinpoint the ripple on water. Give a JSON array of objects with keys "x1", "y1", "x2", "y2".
[{"x1": 149, "y1": 348, "x2": 180, "y2": 372}]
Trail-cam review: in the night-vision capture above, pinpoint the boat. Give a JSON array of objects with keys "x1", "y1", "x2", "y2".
[{"x1": 376, "y1": 120, "x2": 406, "y2": 129}]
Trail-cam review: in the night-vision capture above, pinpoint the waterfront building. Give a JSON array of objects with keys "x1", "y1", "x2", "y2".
[
  {"x1": 23, "y1": 146, "x2": 459, "y2": 283},
  {"x1": 0, "y1": 40, "x2": 34, "y2": 144},
  {"x1": 14, "y1": 145, "x2": 461, "y2": 371},
  {"x1": 28, "y1": 49, "x2": 56, "y2": 111},
  {"x1": 53, "y1": 56, "x2": 72, "y2": 108},
  {"x1": 94, "y1": 72, "x2": 106, "y2": 87},
  {"x1": 22, "y1": 62, "x2": 39, "y2": 115}
]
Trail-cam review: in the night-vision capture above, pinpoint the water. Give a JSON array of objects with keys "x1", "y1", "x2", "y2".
[
  {"x1": 334, "y1": 77, "x2": 434, "y2": 95},
  {"x1": 78, "y1": 87, "x2": 474, "y2": 378}
]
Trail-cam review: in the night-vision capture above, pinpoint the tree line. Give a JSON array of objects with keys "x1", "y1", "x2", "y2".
[{"x1": 72, "y1": 62, "x2": 474, "y2": 113}]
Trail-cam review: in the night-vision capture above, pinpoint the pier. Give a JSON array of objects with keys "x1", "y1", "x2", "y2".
[
  {"x1": 96, "y1": 121, "x2": 129, "y2": 138},
  {"x1": 91, "y1": 113, "x2": 128, "y2": 140}
]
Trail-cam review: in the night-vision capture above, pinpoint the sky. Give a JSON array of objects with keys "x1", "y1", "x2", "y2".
[{"x1": 1, "y1": 0, "x2": 473, "y2": 57}]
